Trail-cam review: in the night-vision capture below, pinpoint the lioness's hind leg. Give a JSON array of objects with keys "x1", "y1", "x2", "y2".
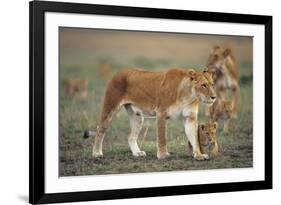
[
  {"x1": 93, "y1": 90, "x2": 123, "y2": 157},
  {"x1": 125, "y1": 105, "x2": 146, "y2": 157},
  {"x1": 92, "y1": 108, "x2": 119, "y2": 158}
]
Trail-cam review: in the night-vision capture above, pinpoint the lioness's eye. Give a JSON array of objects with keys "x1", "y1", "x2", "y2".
[{"x1": 202, "y1": 84, "x2": 207, "y2": 88}]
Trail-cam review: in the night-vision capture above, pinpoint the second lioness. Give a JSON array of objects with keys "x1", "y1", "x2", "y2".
[
  {"x1": 90, "y1": 68, "x2": 216, "y2": 160},
  {"x1": 206, "y1": 46, "x2": 239, "y2": 117}
]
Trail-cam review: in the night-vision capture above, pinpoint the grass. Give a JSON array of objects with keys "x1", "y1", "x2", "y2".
[{"x1": 59, "y1": 56, "x2": 253, "y2": 176}]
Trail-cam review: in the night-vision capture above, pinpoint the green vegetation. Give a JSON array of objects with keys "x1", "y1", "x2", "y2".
[{"x1": 59, "y1": 56, "x2": 252, "y2": 176}]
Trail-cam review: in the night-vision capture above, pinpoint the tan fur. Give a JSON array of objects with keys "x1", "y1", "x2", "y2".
[
  {"x1": 91, "y1": 68, "x2": 216, "y2": 160},
  {"x1": 65, "y1": 79, "x2": 88, "y2": 98},
  {"x1": 206, "y1": 46, "x2": 240, "y2": 116},
  {"x1": 209, "y1": 99, "x2": 233, "y2": 132},
  {"x1": 188, "y1": 122, "x2": 219, "y2": 157}
]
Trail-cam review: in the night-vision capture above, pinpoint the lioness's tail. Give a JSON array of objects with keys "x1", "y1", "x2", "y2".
[{"x1": 83, "y1": 130, "x2": 96, "y2": 139}]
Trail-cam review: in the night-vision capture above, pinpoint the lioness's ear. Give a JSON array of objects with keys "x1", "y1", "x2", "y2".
[
  {"x1": 223, "y1": 48, "x2": 232, "y2": 57},
  {"x1": 203, "y1": 70, "x2": 211, "y2": 77},
  {"x1": 188, "y1": 69, "x2": 197, "y2": 82},
  {"x1": 204, "y1": 66, "x2": 215, "y2": 77},
  {"x1": 203, "y1": 70, "x2": 214, "y2": 82}
]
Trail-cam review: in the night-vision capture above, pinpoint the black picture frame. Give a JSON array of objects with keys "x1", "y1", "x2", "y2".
[{"x1": 29, "y1": 0, "x2": 272, "y2": 204}]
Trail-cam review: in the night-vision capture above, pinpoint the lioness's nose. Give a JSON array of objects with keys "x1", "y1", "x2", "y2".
[{"x1": 211, "y1": 96, "x2": 216, "y2": 100}]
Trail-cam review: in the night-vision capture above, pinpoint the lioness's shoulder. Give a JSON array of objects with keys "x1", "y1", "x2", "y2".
[{"x1": 164, "y1": 68, "x2": 196, "y2": 79}]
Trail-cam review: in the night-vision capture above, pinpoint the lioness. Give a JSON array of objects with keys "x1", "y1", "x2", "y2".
[
  {"x1": 206, "y1": 46, "x2": 239, "y2": 117},
  {"x1": 90, "y1": 68, "x2": 216, "y2": 160},
  {"x1": 188, "y1": 122, "x2": 219, "y2": 157},
  {"x1": 209, "y1": 99, "x2": 233, "y2": 132}
]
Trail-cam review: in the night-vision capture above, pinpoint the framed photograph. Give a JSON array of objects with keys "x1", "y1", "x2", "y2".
[{"x1": 29, "y1": 0, "x2": 272, "y2": 204}]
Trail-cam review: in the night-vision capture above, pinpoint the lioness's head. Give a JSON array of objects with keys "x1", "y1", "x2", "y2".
[
  {"x1": 198, "y1": 122, "x2": 217, "y2": 147},
  {"x1": 189, "y1": 70, "x2": 216, "y2": 105},
  {"x1": 206, "y1": 46, "x2": 232, "y2": 81}
]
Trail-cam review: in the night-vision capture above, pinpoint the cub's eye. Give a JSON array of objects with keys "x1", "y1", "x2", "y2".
[{"x1": 202, "y1": 84, "x2": 207, "y2": 88}]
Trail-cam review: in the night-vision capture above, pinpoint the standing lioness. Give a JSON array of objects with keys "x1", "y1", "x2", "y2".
[
  {"x1": 91, "y1": 68, "x2": 216, "y2": 160},
  {"x1": 206, "y1": 46, "x2": 240, "y2": 116}
]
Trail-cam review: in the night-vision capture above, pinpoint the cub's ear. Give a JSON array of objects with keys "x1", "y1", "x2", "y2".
[{"x1": 223, "y1": 48, "x2": 232, "y2": 57}]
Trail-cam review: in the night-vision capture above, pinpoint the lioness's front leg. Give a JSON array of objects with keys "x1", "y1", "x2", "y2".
[
  {"x1": 156, "y1": 112, "x2": 170, "y2": 159},
  {"x1": 125, "y1": 105, "x2": 146, "y2": 157},
  {"x1": 184, "y1": 113, "x2": 209, "y2": 160}
]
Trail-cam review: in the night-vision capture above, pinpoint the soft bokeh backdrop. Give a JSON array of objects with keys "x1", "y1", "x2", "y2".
[{"x1": 59, "y1": 27, "x2": 253, "y2": 176}]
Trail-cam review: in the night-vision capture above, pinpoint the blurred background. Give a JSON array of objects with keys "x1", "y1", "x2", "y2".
[
  {"x1": 60, "y1": 28, "x2": 252, "y2": 67},
  {"x1": 59, "y1": 27, "x2": 253, "y2": 176}
]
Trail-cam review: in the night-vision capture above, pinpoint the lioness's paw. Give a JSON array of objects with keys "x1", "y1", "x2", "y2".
[
  {"x1": 193, "y1": 153, "x2": 209, "y2": 161},
  {"x1": 157, "y1": 152, "x2": 170, "y2": 160},
  {"x1": 133, "y1": 151, "x2": 146, "y2": 157},
  {"x1": 92, "y1": 151, "x2": 103, "y2": 158},
  {"x1": 202, "y1": 154, "x2": 209, "y2": 160}
]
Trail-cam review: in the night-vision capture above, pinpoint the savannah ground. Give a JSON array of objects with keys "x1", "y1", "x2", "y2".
[{"x1": 59, "y1": 28, "x2": 253, "y2": 176}]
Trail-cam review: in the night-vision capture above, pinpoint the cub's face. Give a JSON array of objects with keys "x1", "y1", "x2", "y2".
[
  {"x1": 192, "y1": 71, "x2": 216, "y2": 105},
  {"x1": 220, "y1": 101, "x2": 233, "y2": 119},
  {"x1": 198, "y1": 123, "x2": 217, "y2": 147}
]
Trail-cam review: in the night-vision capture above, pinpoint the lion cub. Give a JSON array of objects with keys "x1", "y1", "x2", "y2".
[
  {"x1": 65, "y1": 79, "x2": 88, "y2": 98},
  {"x1": 209, "y1": 99, "x2": 233, "y2": 132},
  {"x1": 188, "y1": 122, "x2": 219, "y2": 157}
]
